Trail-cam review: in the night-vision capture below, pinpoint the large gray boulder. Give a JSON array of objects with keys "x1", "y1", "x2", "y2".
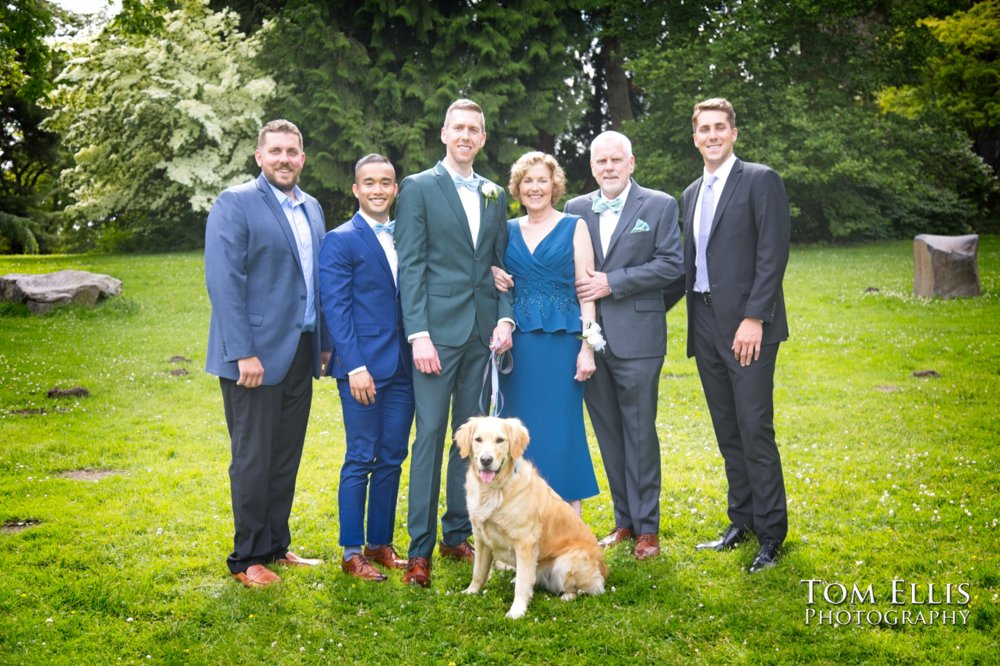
[
  {"x1": 913, "y1": 234, "x2": 980, "y2": 299},
  {"x1": 0, "y1": 269, "x2": 123, "y2": 314}
]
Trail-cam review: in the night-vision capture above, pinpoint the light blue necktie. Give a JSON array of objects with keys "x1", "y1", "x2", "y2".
[
  {"x1": 453, "y1": 174, "x2": 481, "y2": 192},
  {"x1": 592, "y1": 196, "x2": 624, "y2": 214},
  {"x1": 373, "y1": 220, "x2": 395, "y2": 235},
  {"x1": 695, "y1": 174, "x2": 717, "y2": 292}
]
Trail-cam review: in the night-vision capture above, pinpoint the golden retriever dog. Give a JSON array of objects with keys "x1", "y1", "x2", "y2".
[{"x1": 456, "y1": 416, "x2": 608, "y2": 619}]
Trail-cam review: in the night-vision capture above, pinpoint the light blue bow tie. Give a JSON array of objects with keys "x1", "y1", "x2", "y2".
[
  {"x1": 373, "y1": 220, "x2": 395, "y2": 235},
  {"x1": 592, "y1": 195, "x2": 624, "y2": 214},
  {"x1": 453, "y1": 174, "x2": 481, "y2": 192}
]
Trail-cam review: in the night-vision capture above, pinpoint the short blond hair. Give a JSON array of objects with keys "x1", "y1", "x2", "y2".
[
  {"x1": 692, "y1": 98, "x2": 736, "y2": 130},
  {"x1": 508, "y1": 151, "x2": 566, "y2": 202},
  {"x1": 444, "y1": 99, "x2": 485, "y2": 131}
]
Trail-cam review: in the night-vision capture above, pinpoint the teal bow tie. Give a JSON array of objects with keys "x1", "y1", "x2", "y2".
[
  {"x1": 592, "y1": 196, "x2": 624, "y2": 214},
  {"x1": 373, "y1": 221, "x2": 395, "y2": 235},
  {"x1": 453, "y1": 174, "x2": 481, "y2": 192}
]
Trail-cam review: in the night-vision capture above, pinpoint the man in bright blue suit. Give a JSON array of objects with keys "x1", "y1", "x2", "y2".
[
  {"x1": 319, "y1": 154, "x2": 414, "y2": 583},
  {"x1": 205, "y1": 119, "x2": 330, "y2": 588}
]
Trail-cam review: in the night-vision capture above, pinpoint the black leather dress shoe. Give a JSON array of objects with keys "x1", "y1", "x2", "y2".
[
  {"x1": 695, "y1": 525, "x2": 750, "y2": 551},
  {"x1": 748, "y1": 541, "x2": 780, "y2": 573}
]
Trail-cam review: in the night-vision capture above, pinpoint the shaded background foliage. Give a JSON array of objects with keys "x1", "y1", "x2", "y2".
[{"x1": 2, "y1": 0, "x2": 998, "y2": 252}]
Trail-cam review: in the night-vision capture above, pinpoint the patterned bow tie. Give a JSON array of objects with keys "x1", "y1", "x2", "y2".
[
  {"x1": 373, "y1": 221, "x2": 395, "y2": 235},
  {"x1": 592, "y1": 195, "x2": 624, "y2": 214},
  {"x1": 453, "y1": 174, "x2": 481, "y2": 192}
]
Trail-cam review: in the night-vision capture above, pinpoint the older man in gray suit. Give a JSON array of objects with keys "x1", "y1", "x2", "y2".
[{"x1": 564, "y1": 131, "x2": 683, "y2": 560}]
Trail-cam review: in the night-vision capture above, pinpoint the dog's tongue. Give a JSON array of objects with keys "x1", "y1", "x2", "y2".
[{"x1": 479, "y1": 469, "x2": 497, "y2": 483}]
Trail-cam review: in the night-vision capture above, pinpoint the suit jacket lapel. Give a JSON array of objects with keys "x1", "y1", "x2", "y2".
[
  {"x1": 710, "y1": 159, "x2": 743, "y2": 242},
  {"x1": 353, "y1": 213, "x2": 395, "y2": 286},
  {"x1": 684, "y1": 177, "x2": 701, "y2": 252},
  {"x1": 432, "y1": 162, "x2": 474, "y2": 249},
  {"x1": 256, "y1": 174, "x2": 304, "y2": 274},
  {"x1": 579, "y1": 193, "x2": 604, "y2": 265},
  {"x1": 604, "y1": 179, "x2": 643, "y2": 261}
]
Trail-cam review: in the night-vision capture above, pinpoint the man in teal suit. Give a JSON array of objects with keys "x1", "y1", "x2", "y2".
[{"x1": 394, "y1": 99, "x2": 515, "y2": 587}]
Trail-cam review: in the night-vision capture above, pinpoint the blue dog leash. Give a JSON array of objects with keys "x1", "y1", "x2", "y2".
[{"x1": 478, "y1": 349, "x2": 513, "y2": 417}]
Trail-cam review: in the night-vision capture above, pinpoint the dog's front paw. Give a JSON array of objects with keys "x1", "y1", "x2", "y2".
[
  {"x1": 505, "y1": 603, "x2": 527, "y2": 620},
  {"x1": 560, "y1": 592, "x2": 578, "y2": 601},
  {"x1": 463, "y1": 585, "x2": 481, "y2": 595}
]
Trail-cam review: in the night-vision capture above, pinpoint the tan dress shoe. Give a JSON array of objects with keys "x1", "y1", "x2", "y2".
[
  {"x1": 634, "y1": 533, "x2": 661, "y2": 560},
  {"x1": 341, "y1": 554, "x2": 387, "y2": 582},
  {"x1": 276, "y1": 551, "x2": 324, "y2": 567},
  {"x1": 403, "y1": 557, "x2": 431, "y2": 587},
  {"x1": 232, "y1": 564, "x2": 281, "y2": 588},
  {"x1": 438, "y1": 540, "x2": 475, "y2": 563},
  {"x1": 598, "y1": 527, "x2": 635, "y2": 549},
  {"x1": 364, "y1": 544, "x2": 407, "y2": 569}
]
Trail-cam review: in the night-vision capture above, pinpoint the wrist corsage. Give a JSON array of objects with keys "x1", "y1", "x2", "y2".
[
  {"x1": 481, "y1": 181, "x2": 501, "y2": 206},
  {"x1": 580, "y1": 319, "x2": 606, "y2": 352}
]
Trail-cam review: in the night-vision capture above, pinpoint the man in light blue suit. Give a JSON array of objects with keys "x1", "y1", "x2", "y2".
[
  {"x1": 205, "y1": 119, "x2": 330, "y2": 588},
  {"x1": 319, "y1": 154, "x2": 414, "y2": 583}
]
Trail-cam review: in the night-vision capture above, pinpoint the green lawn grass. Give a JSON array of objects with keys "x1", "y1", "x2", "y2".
[{"x1": 1, "y1": 239, "x2": 997, "y2": 664}]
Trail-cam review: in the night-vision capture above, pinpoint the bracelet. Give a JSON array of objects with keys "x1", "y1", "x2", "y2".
[{"x1": 580, "y1": 319, "x2": 606, "y2": 352}]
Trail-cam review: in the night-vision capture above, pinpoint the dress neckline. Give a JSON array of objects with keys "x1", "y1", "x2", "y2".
[{"x1": 517, "y1": 214, "x2": 570, "y2": 256}]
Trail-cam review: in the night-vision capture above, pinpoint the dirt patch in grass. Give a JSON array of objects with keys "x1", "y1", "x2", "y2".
[
  {"x1": 47, "y1": 386, "x2": 90, "y2": 398},
  {"x1": 1, "y1": 519, "x2": 41, "y2": 534},
  {"x1": 912, "y1": 369, "x2": 941, "y2": 378},
  {"x1": 58, "y1": 469, "x2": 123, "y2": 482},
  {"x1": 169, "y1": 355, "x2": 191, "y2": 363},
  {"x1": 169, "y1": 368, "x2": 190, "y2": 376}
]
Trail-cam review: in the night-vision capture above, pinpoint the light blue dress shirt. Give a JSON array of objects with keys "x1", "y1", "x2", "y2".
[{"x1": 266, "y1": 181, "x2": 316, "y2": 331}]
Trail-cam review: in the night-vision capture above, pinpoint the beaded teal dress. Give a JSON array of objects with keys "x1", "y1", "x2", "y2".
[{"x1": 498, "y1": 215, "x2": 599, "y2": 501}]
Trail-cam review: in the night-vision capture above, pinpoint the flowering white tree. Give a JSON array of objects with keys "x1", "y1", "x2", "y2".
[{"x1": 44, "y1": 0, "x2": 275, "y2": 250}]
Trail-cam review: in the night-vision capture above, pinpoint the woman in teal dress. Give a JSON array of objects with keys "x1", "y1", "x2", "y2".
[{"x1": 494, "y1": 151, "x2": 601, "y2": 515}]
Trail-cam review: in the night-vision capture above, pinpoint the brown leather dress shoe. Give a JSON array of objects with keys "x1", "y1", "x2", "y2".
[
  {"x1": 598, "y1": 527, "x2": 635, "y2": 549},
  {"x1": 439, "y1": 540, "x2": 475, "y2": 563},
  {"x1": 341, "y1": 554, "x2": 387, "y2": 582},
  {"x1": 364, "y1": 544, "x2": 407, "y2": 570},
  {"x1": 403, "y1": 557, "x2": 431, "y2": 587},
  {"x1": 634, "y1": 533, "x2": 661, "y2": 560},
  {"x1": 276, "y1": 551, "x2": 324, "y2": 567},
  {"x1": 232, "y1": 564, "x2": 281, "y2": 588}
]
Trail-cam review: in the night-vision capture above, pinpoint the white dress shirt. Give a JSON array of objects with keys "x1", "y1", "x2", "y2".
[
  {"x1": 442, "y1": 163, "x2": 482, "y2": 249},
  {"x1": 693, "y1": 153, "x2": 738, "y2": 245},
  {"x1": 598, "y1": 181, "x2": 632, "y2": 257}
]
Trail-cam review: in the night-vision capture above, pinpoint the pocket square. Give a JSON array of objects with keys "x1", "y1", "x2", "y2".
[{"x1": 630, "y1": 219, "x2": 650, "y2": 233}]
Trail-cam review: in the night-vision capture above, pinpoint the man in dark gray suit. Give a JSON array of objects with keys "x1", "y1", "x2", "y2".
[
  {"x1": 205, "y1": 119, "x2": 330, "y2": 587},
  {"x1": 683, "y1": 98, "x2": 790, "y2": 573},
  {"x1": 564, "y1": 131, "x2": 683, "y2": 561}
]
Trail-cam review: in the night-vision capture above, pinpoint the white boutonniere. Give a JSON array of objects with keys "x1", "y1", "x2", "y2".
[
  {"x1": 481, "y1": 181, "x2": 501, "y2": 206},
  {"x1": 580, "y1": 319, "x2": 607, "y2": 352}
]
